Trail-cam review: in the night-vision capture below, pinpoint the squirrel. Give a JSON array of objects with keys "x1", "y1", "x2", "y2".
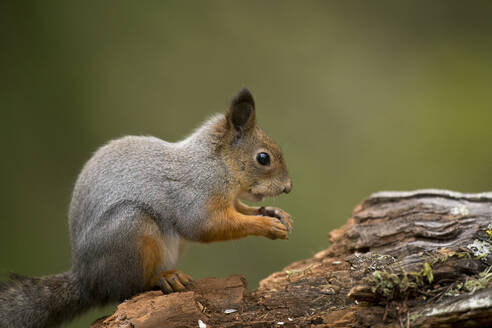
[{"x1": 0, "y1": 87, "x2": 293, "y2": 328}]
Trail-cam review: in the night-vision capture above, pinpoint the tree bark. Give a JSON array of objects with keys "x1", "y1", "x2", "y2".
[{"x1": 91, "y1": 189, "x2": 492, "y2": 328}]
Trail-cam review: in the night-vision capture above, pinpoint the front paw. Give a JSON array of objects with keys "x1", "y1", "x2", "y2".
[
  {"x1": 260, "y1": 216, "x2": 290, "y2": 240},
  {"x1": 259, "y1": 206, "x2": 293, "y2": 233}
]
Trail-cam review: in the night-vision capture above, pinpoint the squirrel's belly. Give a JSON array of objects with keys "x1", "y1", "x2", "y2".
[{"x1": 159, "y1": 233, "x2": 183, "y2": 271}]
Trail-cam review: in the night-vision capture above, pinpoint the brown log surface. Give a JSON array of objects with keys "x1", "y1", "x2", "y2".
[{"x1": 91, "y1": 190, "x2": 492, "y2": 328}]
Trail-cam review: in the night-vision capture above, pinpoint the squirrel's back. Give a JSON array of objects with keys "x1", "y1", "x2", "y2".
[{"x1": 69, "y1": 118, "x2": 229, "y2": 250}]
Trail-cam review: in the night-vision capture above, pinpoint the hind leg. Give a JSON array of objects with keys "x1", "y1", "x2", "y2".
[
  {"x1": 72, "y1": 205, "x2": 192, "y2": 303},
  {"x1": 137, "y1": 216, "x2": 193, "y2": 294}
]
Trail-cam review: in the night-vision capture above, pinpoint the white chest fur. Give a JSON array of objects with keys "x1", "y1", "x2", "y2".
[{"x1": 160, "y1": 233, "x2": 184, "y2": 271}]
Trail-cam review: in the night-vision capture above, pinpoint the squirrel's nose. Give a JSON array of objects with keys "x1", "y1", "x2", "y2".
[{"x1": 283, "y1": 180, "x2": 292, "y2": 194}]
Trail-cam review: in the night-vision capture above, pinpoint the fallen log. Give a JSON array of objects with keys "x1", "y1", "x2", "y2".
[{"x1": 91, "y1": 189, "x2": 492, "y2": 328}]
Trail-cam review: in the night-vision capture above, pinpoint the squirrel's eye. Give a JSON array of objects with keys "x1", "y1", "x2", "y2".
[{"x1": 256, "y1": 152, "x2": 270, "y2": 166}]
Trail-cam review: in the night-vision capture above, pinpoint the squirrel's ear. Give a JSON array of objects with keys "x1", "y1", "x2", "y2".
[{"x1": 226, "y1": 87, "x2": 256, "y2": 135}]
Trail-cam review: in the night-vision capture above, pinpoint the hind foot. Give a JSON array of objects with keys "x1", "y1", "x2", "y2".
[{"x1": 153, "y1": 270, "x2": 193, "y2": 294}]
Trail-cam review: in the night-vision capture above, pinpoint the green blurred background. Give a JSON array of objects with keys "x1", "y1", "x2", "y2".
[{"x1": 2, "y1": 1, "x2": 492, "y2": 327}]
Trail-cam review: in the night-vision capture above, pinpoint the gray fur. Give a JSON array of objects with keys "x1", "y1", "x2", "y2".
[
  {"x1": 0, "y1": 114, "x2": 232, "y2": 328},
  {"x1": 0, "y1": 271, "x2": 87, "y2": 328},
  {"x1": 0, "y1": 88, "x2": 291, "y2": 327},
  {"x1": 69, "y1": 118, "x2": 229, "y2": 301}
]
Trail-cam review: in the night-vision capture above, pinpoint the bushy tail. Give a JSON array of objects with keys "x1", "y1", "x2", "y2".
[{"x1": 0, "y1": 271, "x2": 88, "y2": 328}]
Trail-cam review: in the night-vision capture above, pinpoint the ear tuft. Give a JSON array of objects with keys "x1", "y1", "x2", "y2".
[
  {"x1": 226, "y1": 87, "x2": 256, "y2": 134},
  {"x1": 231, "y1": 87, "x2": 255, "y2": 109}
]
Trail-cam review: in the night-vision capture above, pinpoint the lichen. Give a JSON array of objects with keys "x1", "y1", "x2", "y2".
[
  {"x1": 422, "y1": 262, "x2": 434, "y2": 284},
  {"x1": 486, "y1": 223, "x2": 492, "y2": 239},
  {"x1": 447, "y1": 266, "x2": 492, "y2": 295},
  {"x1": 365, "y1": 261, "x2": 434, "y2": 300},
  {"x1": 409, "y1": 312, "x2": 421, "y2": 322},
  {"x1": 428, "y1": 249, "x2": 470, "y2": 266},
  {"x1": 364, "y1": 248, "x2": 491, "y2": 303},
  {"x1": 450, "y1": 205, "x2": 469, "y2": 216},
  {"x1": 467, "y1": 240, "x2": 491, "y2": 259},
  {"x1": 366, "y1": 254, "x2": 397, "y2": 272}
]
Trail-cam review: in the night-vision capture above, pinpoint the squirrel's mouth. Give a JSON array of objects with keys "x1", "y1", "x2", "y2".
[
  {"x1": 251, "y1": 193, "x2": 265, "y2": 202},
  {"x1": 240, "y1": 183, "x2": 286, "y2": 203},
  {"x1": 239, "y1": 190, "x2": 265, "y2": 202}
]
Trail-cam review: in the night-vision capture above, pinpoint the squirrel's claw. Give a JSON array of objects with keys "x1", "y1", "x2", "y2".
[
  {"x1": 155, "y1": 270, "x2": 193, "y2": 294},
  {"x1": 157, "y1": 277, "x2": 174, "y2": 294},
  {"x1": 259, "y1": 206, "x2": 293, "y2": 233},
  {"x1": 263, "y1": 217, "x2": 289, "y2": 240},
  {"x1": 278, "y1": 213, "x2": 293, "y2": 233}
]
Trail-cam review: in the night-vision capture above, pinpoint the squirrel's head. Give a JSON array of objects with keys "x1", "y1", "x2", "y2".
[{"x1": 219, "y1": 87, "x2": 292, "y2": 202}]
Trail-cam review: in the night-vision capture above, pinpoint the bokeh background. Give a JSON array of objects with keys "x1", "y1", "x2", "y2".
[{"x1": 2, "y1": 1, "x2": 492, "y2": 327}]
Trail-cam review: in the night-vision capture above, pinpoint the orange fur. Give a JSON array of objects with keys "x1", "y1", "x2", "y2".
[
  {"x1": 137, "y1": 216, "x2": 165, "y2": 287},
  {"x1": 199, "y1": 197, "x2": 278, "y2": 242},
  {"x1": 235, "y1": 199, "x2": 259, "y2": 215}
]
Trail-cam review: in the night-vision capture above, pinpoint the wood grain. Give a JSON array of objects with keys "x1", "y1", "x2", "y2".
[{"x1": 92, "y1": 190, "x2": 492, "y2": 328}]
